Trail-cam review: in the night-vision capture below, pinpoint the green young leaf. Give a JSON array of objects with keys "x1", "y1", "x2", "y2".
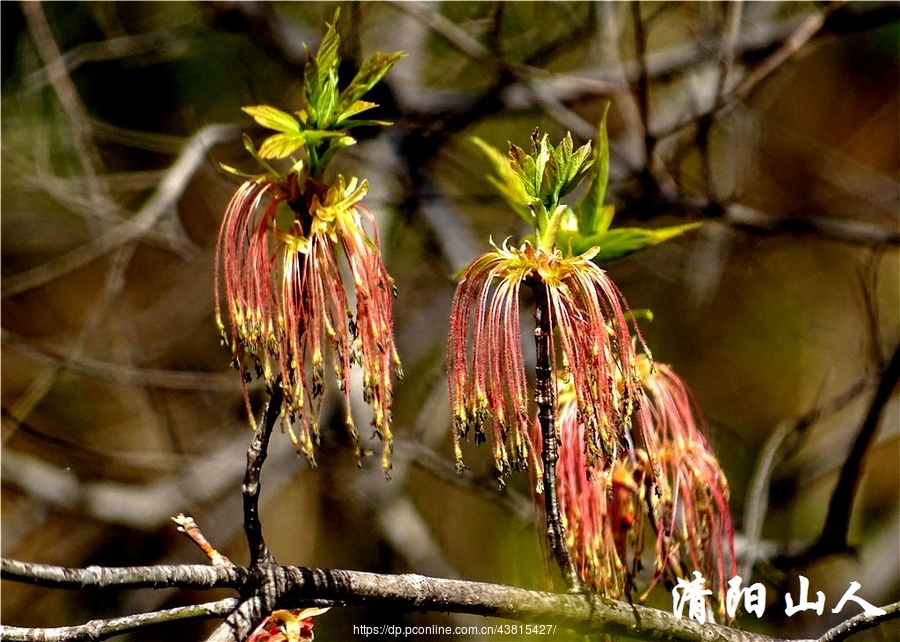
[
  {"x1": 257, "y1": 129, "x2": 344, "y2": 159},
  {"x1": 336, "y1": 118, "x2": 394, "y2": 130},
  {"x1": 531, "y1": 131, "x2": 550, "y2": 200},
  {"x1": 315, "y1": 13, "x2": 342, "y2": 90},
  {"x1": 471, "y1": 136, "x2": 535, "y2": 225},
  {"x1": 304, "y1": 11, "x2": 342, "y2": 129},
  {"x1": 306, "y1": 62, "x2": 339, "y2": 129},
  {"x1": 576, "y1": 104, "x2": 612, "y2": 234},
  {"x1": 563, "y1": 138, "x2": 594, "y2": 196},
  {"x1": 542, "y1": 133, "x2": 593, "y2": 206},
  {"x1": 317, "y1": 135, "x2": 358, "y2": 167},
  {"x1": 507, "y1": 144, "x2": 537, "y2": 199},
  {"x1": 573, "y1": 222, "x2": 702, "y2": 264},
  {"x1": 258, "y1": 132, "x2": 308, "y2": 159},
  {"x1": 242, "y1": 105, "x2": 300, "y2": 134},
  {"x1": 339, "y1": 51, "x2": 405, "y2": 112},
  {"x1": 337, "y1": 100, "x2": 378, "y2": 122}
]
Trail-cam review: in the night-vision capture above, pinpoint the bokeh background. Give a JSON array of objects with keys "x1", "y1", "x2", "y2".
[{"x1": 2, "y1": 2, "x2": 897, "y2": 640}]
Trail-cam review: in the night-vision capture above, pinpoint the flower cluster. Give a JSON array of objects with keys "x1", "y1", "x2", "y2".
[
  {"x1": 216, "y1": 174, "x2": 401, "y2": 472},
  {"x1": 545, "y1": 356, "x2": 736, "y2": 618},
  {"x1": 447, "y1": 239, "x2": 645, "y2": 479},
  {"x1": 215, "y1": 11, "x2": 403, "y2": 473},
  {"x1": 247, "y1": 607, "x2": 329, "y2": 642}
]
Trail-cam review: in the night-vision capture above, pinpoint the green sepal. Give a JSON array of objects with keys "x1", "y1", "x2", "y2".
[
  {"x1": 219, "y1": 163, "x2": 264, "y2": 180},
  {"x1": 238, "y1": 133, "x2": 282, "y2": 178},
  {"x1": 317, "y1": 135, "x2": 358, "y2": 167},
  {"x1": 628, "y1": 308, "x2": 654, "y2": 323}
]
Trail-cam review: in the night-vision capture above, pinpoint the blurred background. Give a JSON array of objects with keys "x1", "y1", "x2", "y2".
[{"x1": 1, "y1": 2, "x2": 897, "y2": 640}]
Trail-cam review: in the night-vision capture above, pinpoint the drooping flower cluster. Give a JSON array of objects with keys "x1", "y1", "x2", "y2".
[
  {"x1": 447, "y1": 239, "x2": 646, "y2": 479},
  {"x1": 543, "y1": 355, "x2": 736, "y2": 619},
  {"x1": 215, "y1": 174, "x2": 401, "y2": 472},
  {"x1": 637, "y1": 356, "x2": 736, "y2": 617}
]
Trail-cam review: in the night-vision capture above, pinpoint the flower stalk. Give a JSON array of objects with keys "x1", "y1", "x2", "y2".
[{"x1": 531, "y1": 279, "x2": 580, "y2": 590}]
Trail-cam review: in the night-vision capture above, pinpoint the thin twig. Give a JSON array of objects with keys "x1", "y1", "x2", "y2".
[
  {"x1": 699, "y1": 1, "x2": 744, "y2": 202},
  {"x1": 0, "y1": 599, "x2": 239, "y2": 642},
  {"x1": 19, "y1": 0, "x2": 109, "y2": 214},
  {"x1": 728, "y1": 1, "x2": 845, "y2": 106},
  {"x1": 173, "y1": 514, "x2": 234, "y2": 568},
  {"x1": 657, "y1": 2, "x2": 846, "y2": 140},
  {"x1": 1, "y1": 123, "x2": 240, "y2": 298},
  {"x1": 740, "y1": 372, "x2": 876, "y2": 576},
  {"x1": 816, "y1": 600, "x2": 900, "y2": 642},
  {"x1": 1, "y1": 329, "x2": 240, "y2": 392}
]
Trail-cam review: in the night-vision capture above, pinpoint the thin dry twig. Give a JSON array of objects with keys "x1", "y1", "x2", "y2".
[
  {"x1": 2, "y1": 328, "x2": 240, "y2": 392},
  {"x1": 172, "y1": 514, "x2": 234, "y2": 568},
  {"x1": 1, "y1": 123, "x2": 241, "y2": 299}
]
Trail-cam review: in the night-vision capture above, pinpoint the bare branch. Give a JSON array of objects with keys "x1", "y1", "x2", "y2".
[
  {"x1": 816, "y1": 600, "x2": 900, "y2": 642},
  {"x1": 275, "y1": 566, "x2": 797, "y2": 642},
  {"x1": 727, "y1": 1, "x2": 845, "y2": 107},
  {"x1": 242, "y1": 384, "x2": 283, "y2": 568},
  {"x1": 740, "y1": 374, "x2": 875, "y2": 576},
  {"x1": 8, "y1": 557, "x2": 898, "y2": 642},
  {"x1": 19, "y1": 0, "x2": 109, "y2": 212},
  {"x1": 1, "y1": 329, "x2": 240, "y2": 392},
  {"x1": 0, "y1": 599, "x2": 239, "y2": 642},
  {"x1": 658, "y1": 1, "x2": 846, "y2": 140},
  {"x1": 0, "y1": 558, "x2": 246, "y2": 590}
]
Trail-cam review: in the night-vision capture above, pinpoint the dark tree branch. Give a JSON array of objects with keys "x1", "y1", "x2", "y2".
[
  {"x1": 741, "y1": 372, "x2": 876, "y2": 577},
  {"x1": 206, "y1": 382, "x2": 287, "y2": 641},
  {"x1": 277, "y1": 565, "x2": 794, "y2": 642},
  {"x1": 242, "y1": 382, "x2": 283, "y2": 569},
  {"x1": 625, "y1": 197, "x2": 900, "y2": 248},
  {"x1": 631, "y1": 1, "x2": 654, "y2": 169},
  {"x1": 808, "y1": 342, "x2": 900, "y2": 559}
]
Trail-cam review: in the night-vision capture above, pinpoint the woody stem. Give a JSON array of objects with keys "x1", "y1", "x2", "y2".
[
  {"x1": 531, "y1": 280, "x2": 580, "y2": 592},
  {"x1": 243, "y1": 379, "x2": 283, "y2": 569}
]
